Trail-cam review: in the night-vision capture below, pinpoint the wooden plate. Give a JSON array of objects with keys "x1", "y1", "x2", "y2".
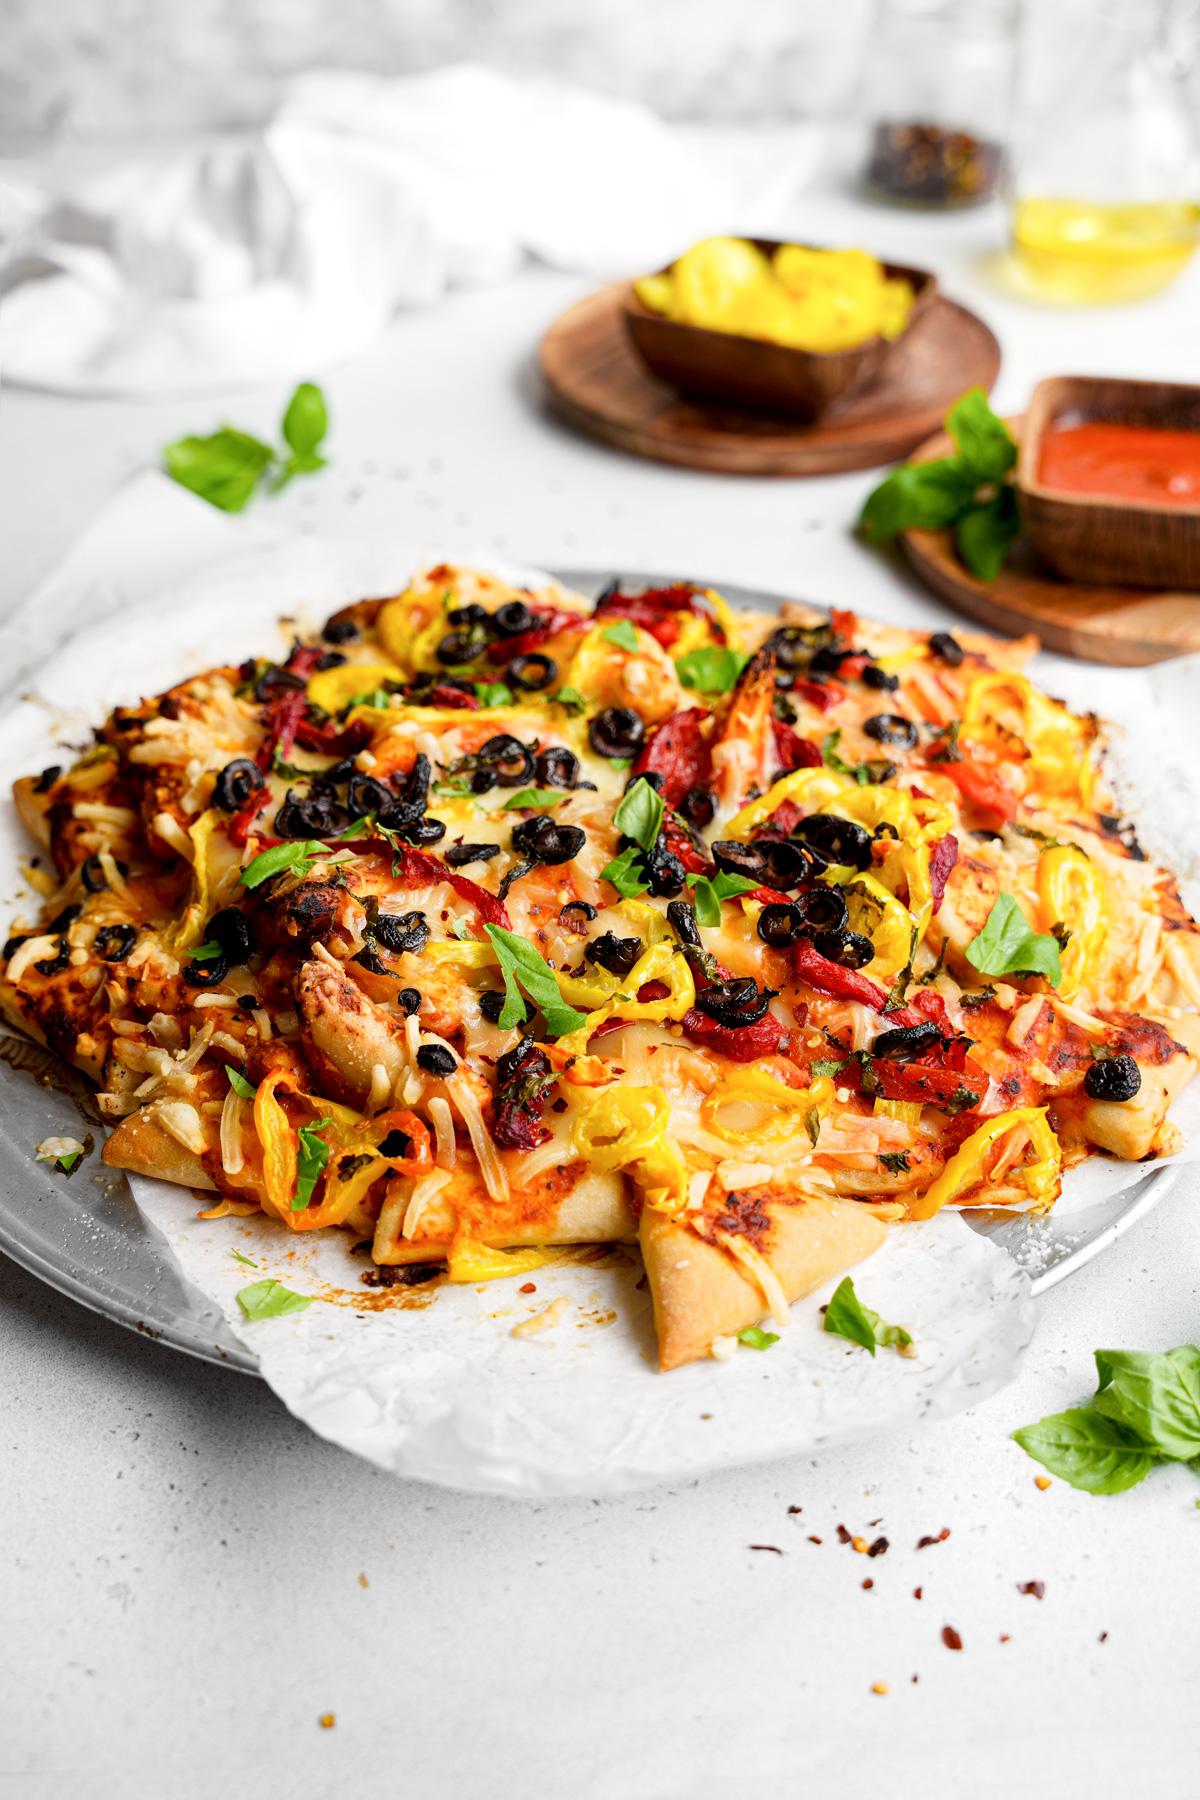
[
  {"x1": 539, "y1": 283, "x2": 1001, "y2": 477},
  {"x1": 901, "y1": 419, "x2": 1200, "y2": 666}
]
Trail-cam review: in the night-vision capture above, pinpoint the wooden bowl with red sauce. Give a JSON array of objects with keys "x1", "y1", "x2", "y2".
[{"x1": 1017, "y1": 376, "x2": 1200, "y2": 591}]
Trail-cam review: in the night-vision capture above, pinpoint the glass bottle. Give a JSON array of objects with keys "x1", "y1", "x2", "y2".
[
  {"x1": 1009, "y1": 0, "x2": 1200, "y2": 303},
  {"x1": 859, "y1": 0, "x2": 1017, "y2": 208}
]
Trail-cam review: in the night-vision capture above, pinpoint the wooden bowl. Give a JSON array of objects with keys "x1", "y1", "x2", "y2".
[
  {"x1": 621, "y1": 241, "x2": 937, "y2": 423},
  {"x1": 1017, "y1": 375, "x2": 1200, "y2": 591}
]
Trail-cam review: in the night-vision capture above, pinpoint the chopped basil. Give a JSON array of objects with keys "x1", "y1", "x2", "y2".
[
  {"x1": 823, "y1": 1276, "x2": 912, "y2": 1357},
  {"x1": 675, "y1": 645, "x2": 749, "y2": 695},
  {"x1": 474, "y1": 681, "x2": 514, "y2": 708},
  {"x1": 240, "y1": 840, "x2": 352, "y2": 889},
  {"x1": 738, "y1": 1326, "x2": 780, "y2": 1351},
  {"x1": 501, "y1": 788, "x2": 563, "y2": 811},
  {"x1": 225, "y1": 1065, "x2": 257, "y2": 1100},
  {"x1": 236, "y1": 1278, "x2": 315, "y2": 1321},
  {"x1": 292, "y1": 1118, "x2": 334, "y2": 1212},
  {"x1": 686, "y1": 869, "x2": 759, "y2": 928},
  {"x1": 230, "y1": 1249, "x2": 258, "y2": 1268},
  {"x1": 552, "y1": 686, "x2": 587, "y2": 714},
  {"x1": 879, "y1": 1150, "x2": 911, "y2": 1174},
  {"x1": 602, "y1": 619, "x2": 641, "y2": 653},
  {"x1": 811, "y1": 1056, "x2": 849, "y2": 1079},
  {"x1": 965, "y1": 893, "x2": 1062, "y2": 986},
  {"x1": 821, "y1": 730, "x2": 873, "y2": 786},
  {"x1": 190, "y1": 939, "x2": 225, "y2": 963},
  {"x1": 599, "y1": 846, "x2": 650, "y2": 900},
  {"x1": 483, "y1": 924, "x2": 588, "y2": 1037},
  {"x1": 613, "y1": 777, "x2": 664, "y2": 852}
]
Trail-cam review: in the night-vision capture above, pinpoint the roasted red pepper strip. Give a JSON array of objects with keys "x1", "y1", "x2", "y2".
[
  {"x1": 663, "y1": 817, "x2": 712, "y2": 875},
  {"x1": 793, "y1": 938, "x2": 893, "y2": 1009},
  {"x1": 425, "y1": 684, "x2": 478, "y2": 710},
  {"x1": 830, "y1": 608, "x2": 857, "y2": 642},
  {"x1": 294, "y1": 715, "x2": 372, "y2": 756},
  {"x1": 939, "y1": 759, "x2": 1019, "y2": 825},
  {"x1": 228, "y1": 790, "x2": 270, "y2": 847},
  {"x1": 681, "y1": 1007, "x2": 786, "y2": 1062},
  {"x1": 259, "y1": 688, "x2": 307, "y2": 769},
  {"x1": 928, "y1": 833, "x2": 959, "y2": 915},
  {"x1": 284, "y1": 643, "x2": 328, "y2": 680},
  {"x1": 484, "y1": 612, "x2": 586, "y2": 665},
  {"x1": 396, "y1": 845, "x2": 512, "y2": 929},
  {"x1": 789, "y1": 678, "x2": 847, "y2": 713},
  {"x1": 772, "y1": 719, "x2": 823, "y2": 771},
  {"x1": 634, "y1": 707, "x2": 711, "y2": 804},
  {"x1": 874, "y1": 1061, "x2": 982, "y2": 1109}
]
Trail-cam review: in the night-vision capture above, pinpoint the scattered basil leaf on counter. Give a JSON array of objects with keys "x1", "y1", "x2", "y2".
[
  {"x1": 501, "y1": 788, "x2": 563, "y2": 811},
  {"x1": 163, "y1": 382, "x2": 330, "y2": 512},
  {"x1": 292, "y1": 1118, "x2": 334, "y2": 1212},
  {"x1": 599, "y1": 846, "x2": 651, "y2": 900},
  {"x1": 225, "y1": 1065, "x2": 257, "y2": 1100},
  {"x1": 823, "y1": 1276, "x2": 912, "y2": 1357},
  {"x1": 236, "y1": 1278, "x2": 315, "y2": 1321},
  {"x1": 686, "y1": 869, "x2": 759, "y2": 928},
  {"x1": 859, "y1": 387, "x2": 1020, "y2": 582},
  {"x1": 738, "y1": 1326, "x2": 780, "y2": 1351},
  {"x1": 484, "y1": 925, "x2": 588, "y2": 1037},
  {"x1": 474, "y1": 682, "x2": 514, "y2": 708},
  {"x1": 553, "y1": 686, "x2": 587, "y2": 714},
  {"x1": 675, "y1": 645, "x2": 749, "y2": 695},
  {"x1": 965, "y1": 893, "x2": 1062, "y2": 986},
  {"x1": 230, "y1": 1250, "x2": 258, "y2": 1268},
  {"x1": 613, "y1": 777, "x2": 664, "y2": 852},
  {"x1": 602, "y1": 620, "x2": 641, "y2": 653},
  {"x1": 1014, "y1": 1345, "x2": 1200, "y2": 1494}
]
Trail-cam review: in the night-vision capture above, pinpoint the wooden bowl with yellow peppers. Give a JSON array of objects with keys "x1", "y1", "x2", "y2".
[{"x1": 624, "y1": 237, "x2": 936, "y2": 421}]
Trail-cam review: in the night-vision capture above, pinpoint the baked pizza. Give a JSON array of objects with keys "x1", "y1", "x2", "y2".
[{"x1": 3, "y1": 565, "x2": 1198, "y2": 1368}]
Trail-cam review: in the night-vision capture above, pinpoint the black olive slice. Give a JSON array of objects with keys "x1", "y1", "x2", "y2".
[
  {"x1": 863, "y1": 713, "x2": 919, "y2": 750},
  {"x1": 508, "y1": 653, "x2": 557, "y2": 692},
  {"x1": 511, "y1": 816, "x2": 585, "y2": 866},
  {"x1": 559, "y1": 901, "x2": 597, "y2": 932},
  {"x1": 757, "y1": 903, "x2": 802, "y2": 948},
  {"x1": 374, "y1": 911, "x2": 430, "y2": 955},
  {"x1": 791, "y1": 815, "x2": 873, "y2": 872},
  {"x1": 416, "y1": 1043, "x2": 457, "y2": 1075},
  {"x1": 94, "y1": 923, "x2": 137, "y2": 963},
  {"x1": 492, "y1": 601, "x2": 538, "y2": 638},
  {"x1": 535, "y1": 746, "x2": 584, "y2": 789},
  {"x1": 811, "y1": 928, "x2": 874, "y2": 969},
  {"x1": 209, "y1": 907, "x2": 254, "y2": 964},
  {"x1": 792, "y1": 887, "x2": 849, "y2": 934},
  {"x1": 697, "y1": 978, "x2": 777, "y2": 1028},
  {"x1": 677, "y1": 786, "x2": 716, "y2": 829},
  {"x1": 322, "y1": 615, "x2": 360, "y2": 644},
  {"x1": 861, "y1": 665, "x2": 900, "y2": 692},
  {"x1": 1084, "y1": 1054, "x2": 1142, "y2": 1102},
  {"x1": 585, "y1": 933, "x2": 643, "y2": 978},
  {"x1": 928, "y1": 631, "x2": 964, "y2": 667},
  {"x1": 444, "y1": 842, "x2": 502, "y2": 867},
  {"x1": 213, "y1": 757, "x2": 266, "y2": 812},
  {"x1": 872, "y1": 1021, "x2": 944, "y2": 1061},
  {"x1": 588, "y1": 707, "x2": 645, "y2": 760}
]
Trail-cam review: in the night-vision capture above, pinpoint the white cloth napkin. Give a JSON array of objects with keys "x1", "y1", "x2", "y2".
[{"x1": 0, "y1": 64, "x2": 815, "y2": 398}]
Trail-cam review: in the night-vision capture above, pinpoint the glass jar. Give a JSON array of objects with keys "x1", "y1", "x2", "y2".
[
  {"x1": 859, "y1": 0, "x2": 1017, "y2": 208},
  {"x1": 1009, "y1": 0, "x2": 1200, "y2": 303}
]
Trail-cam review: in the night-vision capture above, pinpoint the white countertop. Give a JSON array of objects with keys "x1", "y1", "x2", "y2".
[{"x1": 3, "y1": 176, "x2": 1200, "y2": 1800}]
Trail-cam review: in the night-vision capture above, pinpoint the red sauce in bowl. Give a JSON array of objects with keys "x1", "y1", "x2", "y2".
[{"x1": 1038, "y1": 421, "x2": 1200, "y2": 508}]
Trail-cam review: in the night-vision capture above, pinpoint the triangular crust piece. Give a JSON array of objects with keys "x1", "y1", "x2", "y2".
[{"x1": 641, "y1": 1193, "x2": 888, "y2": 1371}]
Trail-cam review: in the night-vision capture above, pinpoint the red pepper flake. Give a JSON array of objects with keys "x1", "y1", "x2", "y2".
[
  {"x1": 861, "y1": 1578, "x2": 874, "y2": 1591},
  {"x1": 1098, "y1": 1631, "x2": 1108, "y2": 1644},
  {"x1": 750, "y1": 1544, "x2": 783, "y2": 1555},
  {"x1": 807, "y1": 1535, "x2": 823, "y2": 1545},
  {"x1": 999, "y1": 1634, "x2": 1011, "y2": 1644},
  {"x1": 913, "y1": 1587, "x2": 923, "y2": 1601},
  {"x1": 786, "y1": 1505, "x2": 803, "y2": 1515},
  {"x1": 867, "y1": 1536, "x2": 889, "y2": 1558},
  {"x1": 942, "y1": 1626, "x2": 963, "y2": 1652},
  {"x1": 1017, "y1": 1580, "x2": 1045, "y2": 1600},
  {"x1": 917, "y1": 1528, "x2": 951, "y2": 1549},
  {"x1": 911, "y1": 1674, "x2": 920, "y2": 1685},
  {"x1": 518, "y1": 1282, "x2": 537, "y2": 1295},
  {"x1": 836, "y1": 1524, "x2": 852, "y2": 1544}
]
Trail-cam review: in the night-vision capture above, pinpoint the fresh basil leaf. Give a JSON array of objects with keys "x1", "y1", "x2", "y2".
[
  {"x1": 738, "y1": 1326, "x2": 779, "y2": 1351},
  {"x1": 811, "y1": 1056, "x2": 848, "y2": 1079},
  {"x1": 484, "y1": 924, "x2": 588, "y2": 1037},
  {"x1": 293, "y1": 1117, "x2": 333, "y2": 1212},
  {"x1": 553, "y1": 686, "x2": 587, "y2": 714},
  {"x1": 501, "y1": 788, "x2": 563, "y2": 811},
  {"x1": 859, "y1": 458, "x2": 978, "y2": 542},
  {"x1": 189, "y1": 938, "x2": 224, "y2": 963},
  {"x1": 821, "y1": 729, "x2": 873, "y2": 785},
  {"x1": 240, "y1": 840, "x2": 343, "y2": 889},
  {"x1": 965, "y1": 893, "x2": 1062, "y2": 986},
  {"x1": 955, "y1": 488, "x2": 1020, "y2": 583},
  {"x1": 163, "y1": 426, "x2": 275, "y2": 513},
  {"x1": 1012, "y1": 1406, "x2": 1157, "y2": 1495},
  {"x1": 281, "y1": 382, "x2": 329, "y2": 460},
  {"x1": 686, "y1": 869, "x2": 759, "y2": 928},
  {"x1": 230, "y1": 1249, "x2": 258, "y2": 1268},
  {"x1": 475, "y1": 682, "x2": 514, "y2": 708},
  {"x1": 945, "y1": 387, "x2": 1017, "y2": 483},
  {"x1": 675, "y1": 646, "x2": 749, "y2": 695},
  {"x1": 1091, "y1": 1347, "x2": 1200, "y2": 1461},
  {"x1": 823, "y1": 1276, "x2": 912, "y2": 1357},
  {"x1": 613, "y1": 777, "x2": 664, "y2": 852},
  {"x1": 599, "y1": 846, "x2": 650, "y2": 900},
  {"x1": 236, "y1": 1278, "x2": 315, "y2": 1321},
  {"x1": 225, "y1": 1065, "x2": 257, "y2": 1100},
  {"x1": 603, "y1": 619, "x2": 640, "y2": 653},
  {"x1": 880, "y1": 1150, "x2": 911, "y2": 1174}
]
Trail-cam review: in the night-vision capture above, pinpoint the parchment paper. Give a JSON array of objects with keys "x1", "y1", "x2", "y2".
[{"x1": 1, "y1": 484, "x2": 1196, "y2": 1496}]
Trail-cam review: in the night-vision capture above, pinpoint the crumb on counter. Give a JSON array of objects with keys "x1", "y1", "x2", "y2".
[
  {"x1": 870, "y1": 1681, "x2": 888, "y2": 1696},
  {"x1": 1035, "y1": 1475, "x2": 1052, "y2": 1491},
  {"x1": 511, "y1": 1296, "x2": 568, "y2": 1339},
  {"x1": 319, "y1": 1713, "x2": 335, "y2": 1730},
  {"x1": 942, "y1": 1626, "x2": 963, "y2": 1651}
]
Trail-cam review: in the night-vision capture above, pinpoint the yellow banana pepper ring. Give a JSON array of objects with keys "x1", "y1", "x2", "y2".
[
  {"x1": 253, "y1": 1069, "x2": 297, "y2": 1220},
  {"x1": 164, "y1": 810, "x2": 218, "y2": 952},
  {"x1": 1037, "y1": 846, "x2": 1106, "y2": 1001},
  {"x1": 571, "y1": 1085, "x2": 689, "y2": 1213},
  {"x1": 446, "y1": 1239, "x2": 556, "y2": 1284},
  {"x1": 911, "y1": 1107, "x2": 1062, "y2": 1220},
  {"x1": 701, "y1": 1071, "x2": 834, "y2": 1146},
  {"x1": 725, "y1": 767, "x2": 852, "y2": 840}
]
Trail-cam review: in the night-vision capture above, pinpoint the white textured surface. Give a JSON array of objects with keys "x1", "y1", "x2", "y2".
[{"x1": 2, "y1": 164, "x2": 1200, "y2": 1795}]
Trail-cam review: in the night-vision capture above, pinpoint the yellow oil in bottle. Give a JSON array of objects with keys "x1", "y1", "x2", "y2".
[{"x1": 1012, "y1": 197, "x2": 1200, "y2": 302}]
